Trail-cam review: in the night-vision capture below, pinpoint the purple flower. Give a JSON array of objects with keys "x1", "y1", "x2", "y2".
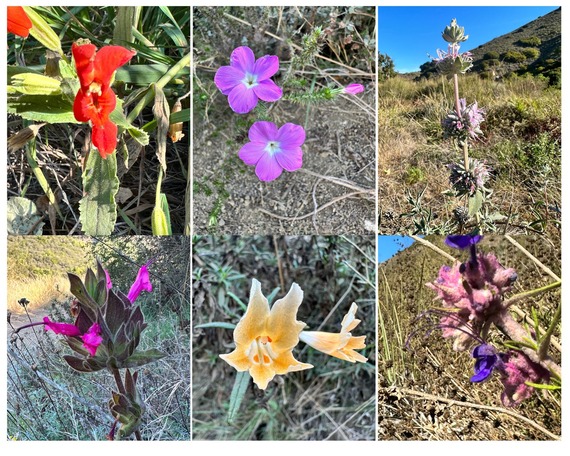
[
  {"x1": 343, "y1": 83, "x2": 364, "y2": 95},
  {"x1": 470, "y1": 344, "x2": 503, "y2": 382},
  {"x1": 127, "y1": 261, "x2": 153, "y2": 303},
  {"x1": 239, "y1": 121, "x2": 305, "y2": 182},
  {"x1": 214, "y1": 46, "x2": 282, "y2": 114},
  {"x1": 81, "y1": 323, "x2": 103, "y2": 356},
  {"x1": 43, "y1": 316, "x2": 82, "y2": 337},
  {"x1": 445, "y1": 234, "x2": 482, "y2": 250}
]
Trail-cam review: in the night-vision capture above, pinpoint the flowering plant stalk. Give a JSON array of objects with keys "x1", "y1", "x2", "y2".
[
  {"x1": 411, "y1": 235, "x2": 561, "y2": 407},
  {"x1": 433, "y1": 19, "x2": 490, "y2": 223},
  {"x1": 15, "y1": 260, "x2": 164, "y2": 440}
]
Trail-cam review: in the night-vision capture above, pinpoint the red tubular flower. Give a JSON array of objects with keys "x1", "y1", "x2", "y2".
[
  {"x1": 7, "y1": 6, "x2": 32, "y2": 38},
  {"x1": 72, "y1": 42, "x2": 136, "y2": 158}
]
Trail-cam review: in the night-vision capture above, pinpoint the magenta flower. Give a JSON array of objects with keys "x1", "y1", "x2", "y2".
[
  {"x1": 105, "y1": 269, "x2": 113, "y2": 290},
  {"x1": 43, "y1": 316, "x2": 82, "y2": 337},
  {"x1": 214, "y1": 46, "x2": 282, "y2": 114},
  {"x1": 43, "y1": 317, "x2": 102, "y2": 356},
  {"x1": 239, "y1": 121, "x2": 305, "y2": 182},
  {"x1": 127, "y1": 261, "x2": 153, "y2": 303},
  {"x1": 82, "y1": 323, "x2": 103, "y2": 356},
  {"x1": 343, "y1": 83, "x2": 364, "y2": 95}
]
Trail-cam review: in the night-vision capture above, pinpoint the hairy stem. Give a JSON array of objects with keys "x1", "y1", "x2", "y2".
[{"x1": 503, "y1": 281, "x2": 561, "y2": 308}]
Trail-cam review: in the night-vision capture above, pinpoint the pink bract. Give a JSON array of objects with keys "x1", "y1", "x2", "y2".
[
  {"x1": 214, "y1": 46, "x2": 282, "y2": 114},
  {"x1": 239, "y1": 121, "x2": 305, "y2": 182}
]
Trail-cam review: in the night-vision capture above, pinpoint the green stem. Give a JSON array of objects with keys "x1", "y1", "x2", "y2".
[
  {"x1": 25, "y1": 142, "x2": 63, "y2": 218},
  {"x1": 155, "y1": 166, "x2": 164, "y2": 207},
  {"x1": 110, "y1": 367, "x2": 126, "y2": 395},
  {"x1": 126, "y1": 52, "x2": 191, "y2": 124},
  {"x1": 538, "y1": 300, "x2": 562, "y2": 360},
  {"x1": 503, "y1": 281, "x2": 561, "y2": 308}
]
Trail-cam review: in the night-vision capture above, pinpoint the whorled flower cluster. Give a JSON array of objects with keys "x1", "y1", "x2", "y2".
[
  {"x1": 427, "y1": 236, "x2": 518, "y2": 351},
  {"x1": 448, "y1": 158, "x2": 490, "y2": 197},
  {"x1": 442, "y1": 98, "x2": 485, "y2": 141}
]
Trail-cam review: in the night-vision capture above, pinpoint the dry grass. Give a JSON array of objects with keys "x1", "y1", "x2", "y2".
[
  {"x1": 378, "y1": 74, "x2": 561, "y2": 236},
  {"x1": 8, "y1": 275, "x2": 71, "y2": 315}
]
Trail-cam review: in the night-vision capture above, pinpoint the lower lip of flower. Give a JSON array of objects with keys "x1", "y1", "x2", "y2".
[
  {"x1": 264, "y1": 141, "x2": 281, "y2": 156},
  {"x1": 247, "y1": 335, "x2": 276, "y2": 365},
  {"x1": 242, "y1": 73, "x2": 259, "y2": 89}
]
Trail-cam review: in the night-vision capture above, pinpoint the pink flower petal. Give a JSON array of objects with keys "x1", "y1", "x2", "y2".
[
  {"x1": 214, "y1": 65, "x2": 245, "y2": 95},
  {"x1": 43, "y1": 316, "x2": 82, "y2": 337},
  {"x1": 105, "y1": 269, "x2": 113, "y2": 289},
  {"x1": 228, "y1": 84, "x2": 259, "y2": 114},
  {"x1": 230, "y1": 46, "x2": 255, "y2": 74},
  {"x1": 127, "y1": 262, "x2": 153, "y2": 303},
  {"x1": 248, "y1": 121, "x2": 278, "y2": 143},
  {"x1": 275, "y1": 147, "x2": 303, "y2": 172},
  {"x1": 277, "y1": 123, "x2": 306, "y2": 148},
  {"x1": 253, "y1": 79, "x2": 283, "y2": 103},
  {"x1": 255, "y1": 153, "x2": 284, "y2": 182},
  {"x1": 239, "y1": 142, "x2": 266, "y2": 166},
  {"x1": 344, "y1": 83, "x2": 364, "y2": 95},
  {"x1": 82, "y1": 323, "x2": 102, "y2": 356},
  {"x1": 252, "y1": 55, "x2": 280, "y2": 81}
]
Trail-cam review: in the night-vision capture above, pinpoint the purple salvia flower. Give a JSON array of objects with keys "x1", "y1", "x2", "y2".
[
  {"x1": 470, "y1": 343, "x2": 504, "y2": 382},
  {"x1": 214, "y1": 46, "x2": 282, "y2": 114},
  {"x1": 500, "y1": 351, "x2": 550, "y2": 406},
  {"x1": 343, "y1": 83, "x2": 364, "y2": 95},
  {"x1": 127, "y1": 261, "x2": 153, "y2": 303},
  {"x1": 445, "y1": 234, "x2": 482, "y2": 250},
  {"x1": 239, "y1": 121, "x2": 305, "y2": 182},
  {"x1": 443, "y1": 98, "x2": 485, "y2": 141}
]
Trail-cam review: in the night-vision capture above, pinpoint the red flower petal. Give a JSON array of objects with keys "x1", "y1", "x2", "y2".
[
  {"x1": 94, "y1": 45, "x2": 136, "y2": 91},
  {"x1": 73, "y1": 87, "x2": 117, "y2": 126},
  {"x1": 7, "y1": 6, "x2": 32, "y2": 38},
  {"x1": 92, "y1": 120, "x2": 118, "y2": 159},
  {"x1": 72, "y1": 42, "x2": 98, "y2": 90}
]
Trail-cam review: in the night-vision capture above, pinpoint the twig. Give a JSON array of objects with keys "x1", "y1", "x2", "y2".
[
  {"x1": 259, "y1": 191, "x2": 370, "y2": 221},
  {"x1": 392, "y1": 387, "x2": 559, "y2": 440},
  {"x1": 505, "y1": 235, "x2": 561, "y2": 281},
  {"x1": 409, "y1": 235, "x2": 458, "y2": 263}
]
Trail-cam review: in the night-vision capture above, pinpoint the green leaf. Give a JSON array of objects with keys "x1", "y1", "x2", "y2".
[
  {"x1": 7, "y1": 93, "x2": 78, "y2": 124},
  {"x1": 115, "y1": 64, "x2": 183, "y2": 85},
  {"x1": 142, "y1": 108, "x2": 189, "y2": 132},
  {"x1": 67, "y1": 272, "x2": 100, "y2": 315},
  {"x1": 122, "y1": 349, "x2": 166, "y2": 368},
  {"x1": 7, "y1": 197, "x2": 44, "y2": 235},
  {"x1": 152, "y1": 194, "x2": 172, "y2": 235},
  {"x1": 158, "y1": 6, "x2": 188, "y2": 47},
  {"x1": 468, "y1": 190, "x2": 483, "y2": 216},
  {"x1": 525, "y1": 381, "x2": 561, "y2": 391},
  {"x1": 109, "y1": 99, "x2": 149, "y2": 146},
  {"x1": 228, "y1": 371, "x2": 251, "y2": 424},
  {"x1": 194, "y1": 322, "x2": 236, "y2": 330},
  {"x1": 79, "y1": 152, "x2": 120, "y2": 235}
]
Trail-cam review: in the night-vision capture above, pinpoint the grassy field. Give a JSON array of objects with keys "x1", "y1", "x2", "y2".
[{"x1": 378, "y1": 73, "x2": 561, "y2": 237}]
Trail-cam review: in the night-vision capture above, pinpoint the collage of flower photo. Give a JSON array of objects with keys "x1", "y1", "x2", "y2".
[{"x1": 4, "y1": 2, "x2": 563, "y2": 447}]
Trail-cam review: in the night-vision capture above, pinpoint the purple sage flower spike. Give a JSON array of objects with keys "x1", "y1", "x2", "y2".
[
  {"x1": 214, "y1": 46, "x2": 282, "y2": 114},
  {"x1": 239, "y1": 121, "x2": 305, "y2": 182}
]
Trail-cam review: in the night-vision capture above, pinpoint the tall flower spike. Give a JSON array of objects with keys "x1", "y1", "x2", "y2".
[
  {"x1": 299, "y1": 303, "x2": 367, "y2": 363},
  {"x1": 72, "y1": 42, "x2": 136, "y2": 158},
  {"x1": 220, "y1": 279, "x2": 313, "y2": 390}
]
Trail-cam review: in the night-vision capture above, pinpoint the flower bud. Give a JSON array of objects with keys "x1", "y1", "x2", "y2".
[{"x1": 442, "y1": 19, "x2": 468, "y2": 44}]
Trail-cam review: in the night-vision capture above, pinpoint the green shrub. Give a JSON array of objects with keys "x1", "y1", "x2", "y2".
[
  {"x1": 503, "y1": 50, "x2": 527, "y2": 63},
  {"x1": 483, "y1": 51, "x2": 500, "y2": 60},
  {"x1": 518, "y1": 36, "x2": 542, "y2": 47},
  {"x1": 522, "y1": 47, "x2": 540, "y2": 59},
  {"x1": 404, "y1": 167, "x2": 425, "y2": 185}
]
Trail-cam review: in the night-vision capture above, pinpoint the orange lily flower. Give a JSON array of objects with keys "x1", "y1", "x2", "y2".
[
  {"x1": 72, "y1": 41, "x2": 136, "y2": 158},
  {"x1": 299, "y1": 303, "x2": 367, "y2": 363},
  {"x1": 7, "y1": 6, "x2": 32, "y2": 38},
  {"x1": 220, "y1": 279, "x2": 313, "y2": 390}
]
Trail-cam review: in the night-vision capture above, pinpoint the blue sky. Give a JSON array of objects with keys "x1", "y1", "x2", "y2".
[
  {"x1": 378, "y1": 6, "x2": 560, "y2": 73},
  {"x1": 378, "y1": 236, "x2": 416, "y2": 263}
]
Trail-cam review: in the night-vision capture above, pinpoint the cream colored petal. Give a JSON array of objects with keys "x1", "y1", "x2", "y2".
[
  {"x1": 271, "y1": 350, "x2": 313, "y2": 375},
  {"x1": 233, "y1": 279, "x2": 270, "y2": 346},
  {"x1": 249, "y1": 363, "x2": 276, "y2": 390},
  {"x1": 219, "y1": 346, "x2": 251, "y2": 372},
  {"x1": 298, "y1": 330, "x2": 351, "y2": 354},
  {"x1": 341, "y1": 302, "x2": 361, "y2": 333},
  {"x1": 267, "y1": 282, "x2": 306, "y2": 352},
  {"x1": 344, "y1": 335, "x2": 366, "y2": 350}
]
